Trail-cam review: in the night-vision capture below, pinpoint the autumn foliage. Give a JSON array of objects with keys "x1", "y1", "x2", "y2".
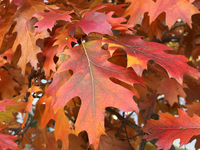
[{"x1": 2, "y1": 0, "x2": 200, "y2": 149}]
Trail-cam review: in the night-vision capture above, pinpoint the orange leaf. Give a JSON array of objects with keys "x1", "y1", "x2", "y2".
[
  {"x1": 54, "y1": 107, "x2": 72, "y2": 150},
  {"x1": 12, "y1": 18, "x2": 49, "y2": 74}
]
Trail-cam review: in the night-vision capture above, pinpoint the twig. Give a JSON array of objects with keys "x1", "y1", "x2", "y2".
[
  {"x1": 139, "y1": 96, "x2": 158, "y2": 150},
  {"x1": 124, "y1": 124, "x2": 134, "y2": 150},
  {"x1": 11, "y1": 119, "x2": 37, "y2": 136},
  {"x1": 106, "y1": 107, "x2": 142, "y2": 134},
  {"x1": 18, "y1": 134, "x2": 24, "y2": 144},
  {"x1": 116, "y1": 122, "x2": 126, "y2": 137},
  {"x1": 122, "y1": 133, "x2": 143, "y2": 141},
  {"x1": 146, "y1": 97, "x2": 157, "y2": 120},
  {"x1": 139, "y1": 138, "x2": 146, "y2": 150},
  {"x1": 11, "y1": 119, "x2": 37, "y2": 145},
  {"x1": 24, "y1": 133, "x2": 39, "y2": 150}
]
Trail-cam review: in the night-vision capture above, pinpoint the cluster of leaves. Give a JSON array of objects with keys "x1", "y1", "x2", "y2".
[{"x1": 1, "y1": 0, "x2": 200, "y2": 149}]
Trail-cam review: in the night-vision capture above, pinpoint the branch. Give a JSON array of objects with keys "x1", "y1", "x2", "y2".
[
  {"x1": 105, "y1": 107, "x2": 142, "y2": 134},
  {"x1": 139, "y1": 96, "x2": 158, "y2": 150},
  {"x1": 124, "y1": 122, "x2": 134, "y2": 150},
  {"x1": 25, "y1": 133, "x2": 39, "y2": 150}
]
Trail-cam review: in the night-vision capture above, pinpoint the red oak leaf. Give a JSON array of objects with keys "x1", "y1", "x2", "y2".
[
  {"x1": 68, "y1": 10, "x2": 113, "y2": 37},
  {"x1": 142, "y1": 109, "x2": 200, "y2": 150},
  {"x1": 148, "y1": 0, "x2": 200, "y2": 28},
  {"x1": 33, "y1": 8, "x2": 73, "y2": 34},
  {"x1": 47, "y1": 40, "x2": 143, "y2": 148},
  {"x1": 103, "y1": 35, "x2": 200, "y2": 84}
]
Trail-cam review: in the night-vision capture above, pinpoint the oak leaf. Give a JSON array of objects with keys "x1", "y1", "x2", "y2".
[
  {"x1": 12, "y1": 18, "x2": 49, "y2": 74},
  {"x1": 106, "y1": 11, "x2": 133, "y2": 34},
  {"x1": 103, "y1": 35, "x2": 200, "y2": 84},
  {"x1": 37, "y1": 93, "x2": 56, "y2": 129},
  {"x1": 54, "y1": 107, "x2": 72, "y2": 150},
  {"x1": 7, "y1": 0, "x2": 57, "y2": 73},
  {"x1": 68, "y1": 10, "x2": 113, "y2": 37},
  {"x1": 123, "y1": 0, "x2": 154, "y2": 26},
  {"x1": 156, "y1": 78, "x2": 187, "y2": 106},
  {"x1": 148, "y1": 0, "x2": 200, "y2": 28},
  {"x1": 33, "y1": 8, "x2": 73, "y2": 34},
  {"x1": 53, "y1": 28, "x2": 77, "y2": 52},
  {"x1": 41, "y1": 43, "x2": 58, "y2": 77},
  {"x1": 47, "y1": 40, "x2": 143, "y2": 148},
  {"x1": 142, "y1": 109, "x2": 200, "y2": 150}
]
